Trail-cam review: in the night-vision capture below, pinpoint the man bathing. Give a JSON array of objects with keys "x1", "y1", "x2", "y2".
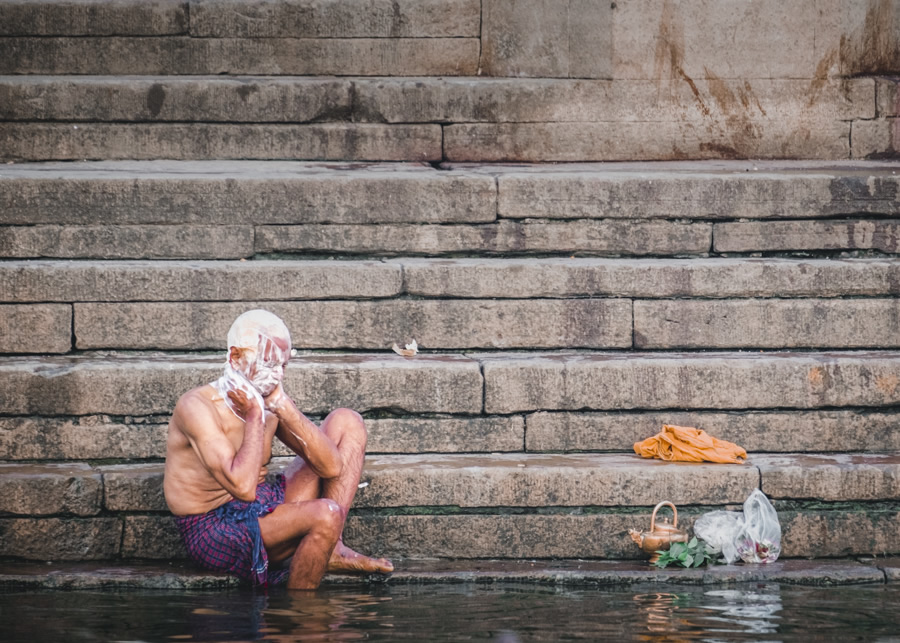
[{"x1": 164, "y1": 309, "x2": 393, "y2": 589}]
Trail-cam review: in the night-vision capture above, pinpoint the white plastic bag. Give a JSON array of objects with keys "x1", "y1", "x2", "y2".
[
  {"x1": 694, "y1": 511, "x2": 743, "y2": 564},
  {"x1": 735, "y1": 489, "x2": 782, "y2": 564}
]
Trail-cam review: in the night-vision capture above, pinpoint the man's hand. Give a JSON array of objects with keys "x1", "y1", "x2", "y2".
[
  {"x1": 227, "y1": 388, "x2": 262, "y2": 423},
  {"x1": 264, "y1": 383, "x2": 292, "y2": 414}
]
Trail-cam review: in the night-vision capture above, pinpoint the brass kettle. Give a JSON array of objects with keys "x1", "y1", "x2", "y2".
[{"x1": 629, "y1": 501, "x2": 689, "y2": 563}]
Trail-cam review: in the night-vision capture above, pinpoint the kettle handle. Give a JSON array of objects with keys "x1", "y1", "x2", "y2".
[{"x1": 650, "y1": 501, "x2": 678, "y2": 530}]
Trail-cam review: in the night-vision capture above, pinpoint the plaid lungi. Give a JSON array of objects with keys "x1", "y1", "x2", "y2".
[{"x1": 174, "y1": 474, "x2": 290, "y2": 587}]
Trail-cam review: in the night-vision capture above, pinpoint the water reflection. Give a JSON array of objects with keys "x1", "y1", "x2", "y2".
[{"x1": 1, "y1": 582, "x2": 898, "y2": 642}]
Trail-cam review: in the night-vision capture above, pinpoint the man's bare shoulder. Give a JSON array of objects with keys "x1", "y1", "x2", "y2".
[{"x1": 172, "y1": 385, "x2": 221, "y2": 433}]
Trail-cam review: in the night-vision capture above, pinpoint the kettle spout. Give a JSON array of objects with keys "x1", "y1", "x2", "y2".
[{"x1": 628, "y1": 528, "x2": 643, "y2": 547}]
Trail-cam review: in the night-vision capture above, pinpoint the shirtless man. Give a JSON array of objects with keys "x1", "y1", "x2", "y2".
[{"x1": 164, "y1": 309, "x2": 393, "y2": 589}]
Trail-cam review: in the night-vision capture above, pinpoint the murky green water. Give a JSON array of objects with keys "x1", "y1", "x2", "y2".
[{"x1": 2, "y1": 582, "x2": 899, "y2": 642}]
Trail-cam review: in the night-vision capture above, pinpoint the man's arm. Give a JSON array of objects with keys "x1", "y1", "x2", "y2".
[
  {"x1": 174, "y1": 389, "x2": 269, "y2": 501},
  {"x1": 267, "y1": 387, "x2": 342, "y2": 479}
]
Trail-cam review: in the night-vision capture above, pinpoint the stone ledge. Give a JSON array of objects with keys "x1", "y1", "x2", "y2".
[
  {"x1": 477, "y1": 351, "x2": 900, "y2": 413},
  {"x1": 0, "y1": 161, "x2": 497, "y2": 226},
  {"x1": 0, "y1": 352, "x2": 483, "y2": 415},
  {"x1": 0, "y1": 559, "x2": 888, "y2": 589}
]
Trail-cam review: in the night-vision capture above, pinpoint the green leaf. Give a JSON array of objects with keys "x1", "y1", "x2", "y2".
[
  {"x1": 683, "y1": 554, "x2": 694, "y2": 567},
  {"x1": 688, "y1": 536, "x2": 698, "y2": 548}
]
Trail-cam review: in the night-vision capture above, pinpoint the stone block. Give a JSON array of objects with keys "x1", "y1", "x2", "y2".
[
  {"x1": 0, "y1": 417, "x2": 167, "y2": 460},
  {"x1": 0, "y1": 226, "x2": 254, "y2": 259},
  {"x1": 190, "y1": 0, "x2": 480, "y2": 37},
  {"x1": 0, "y1": 260, "x2": 401, "y2": 302},
  {"x1": 852, "y1": 119, "x2": 900, "y2": 159},
  {"x1": 633, "y1": 299, "x2": 900, "y2": 349},
  {"x1": 0, "y1": 304, "x2": 71, "y2": 353},
  {"x1": 0, "y1": 123, "x2": 442, "y2": 162},
  {"x1": 256, "y1": 220, "x2": 712, "y2": 256},
  {"x1": 757, "y1": 454, "x2": 900, "y2": 501},
  {"x1": 496, "y1": 163, "x2": 900, "y2": 220},
  {"x1": 0, "y1": 0, "x2": 188, "y2": 36},
  {"x1": 0, "y1": 161, "x2": 496, "y2": 225},
  {"x1": 0, "y1": 36, "x2": 479, "y2": 75},
  {"x1": 444, "y1": 120, "x2": 851, "y2": 162},
  {"x1": 525, "y1": 410, "x2": 900, "y2": 454},
  {"x1": 0, "y1": 464, "x2": 102, "y2": 517},
  {"x1": 400, "y1": 257, "x2": 900, "y2": 299},
  {"x1": 0, "y1": 518, "x2": 121, "y2": 560},
  {"x1": 354, "y1": 77, "x2": 872, "y2": 123},
  {"x1": 101, "y1": 464, "x2": 167, "y2": 512},
  {"x1": 364, "y1": 416, "x2": 525, "y2": 454},
  {"x1": 0, "y1": 353, "x2": 483, "y2": 415},
  {"x1": 779, "y1": 509, "x2": 900, "y2": 558},
  {"x1": 714, "y1": 219, "x2": 900, "y2": 253},
  {"x1": 356, "y1": 453, "x2": 757, "y2": 507},
  {"x1": 480, "y1": 0, "x2": 613, "y2": 78},
  {"x1": 612, "y1": 0, "x2": 825, "y2": 80},
  {"x1": 834, "y1": 0, "x2": 900, "y2": 76},
  {"x1": 74, "y1": 299, "x2": 633, "y2": 350},
  {"x1": 345, "y1": 513, "x2": 673, "y2": 559},
  {"x1": 0, "y1": 76, "x2": 352, "y2": 123},
  {"x1": 348, "y1": 508, "x2": 900, "y2": 560},
  {"x1": 121, "y1": 515, "x2": 187, "y2": 559},
  {"x1": 478, "y1": 351, "x2": 900, "y2": 414},
  {"x1": 877, "y1": 78, "x2": 900, "y2": 117}
]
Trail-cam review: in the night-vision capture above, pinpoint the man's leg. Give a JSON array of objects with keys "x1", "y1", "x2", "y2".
[{"x1": 260, "y1": 408, "x2": 392, "y2": 582}]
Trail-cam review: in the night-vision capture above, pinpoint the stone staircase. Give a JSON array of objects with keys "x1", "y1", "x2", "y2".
[{"x1": 1, "y1": 0, "x2": 899, "y2": 569}]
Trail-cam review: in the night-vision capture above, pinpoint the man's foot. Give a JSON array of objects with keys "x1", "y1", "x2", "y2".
[{"x1": 328, "y1": 541, "x2": 394, "y2": 574}]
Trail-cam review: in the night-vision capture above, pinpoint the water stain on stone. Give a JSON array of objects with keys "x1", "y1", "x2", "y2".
[
  {"x1": 146, "y1": 84, "x2": 165, "y2": 118},
  {"x1": 236, "y1": 84, "x2": 258, "y2": 101},
  {"x1": 840, "y1": 0, "x2": 899, "y2": 76}
]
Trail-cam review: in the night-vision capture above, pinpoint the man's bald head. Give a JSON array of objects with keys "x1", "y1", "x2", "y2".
[
  {"x1": 225, "y1": 309, "x2": 292, "y2": 398},
  {"x1": 227, "y1": 309, "x2": 291, "y2": 353}
]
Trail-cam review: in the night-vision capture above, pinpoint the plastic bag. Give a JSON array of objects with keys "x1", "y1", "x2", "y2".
[
  {"x1": 693, "y1": 511, "x2": 743, "y2": 564},
  {"x1": 735, "y1": 489, "x2": 781, "y2": 563}
]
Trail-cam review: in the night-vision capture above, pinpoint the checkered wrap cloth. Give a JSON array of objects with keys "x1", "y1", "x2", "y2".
[{"x1": 174, "y1": 474, "x2": 290, "y2": 587}]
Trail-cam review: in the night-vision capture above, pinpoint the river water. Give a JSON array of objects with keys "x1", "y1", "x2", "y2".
[{"x1": 2, "y1": 582, "x2": 899, "y2": 641}]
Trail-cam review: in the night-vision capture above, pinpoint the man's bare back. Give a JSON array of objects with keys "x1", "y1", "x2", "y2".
[{"x1": 163, "y1": 310, "x2": 392, "y2": 589}]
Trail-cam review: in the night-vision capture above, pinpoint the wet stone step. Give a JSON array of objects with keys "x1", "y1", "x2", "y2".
[
  {"x1": 5, "y1": 502, "x2": 899, "y2": 561},
  {"x1": 0, "y1": 352, "x2": 483, "y2": 416},
  {"x1": 714, "y1": 219, "x2": 900, "y2": 254},
  {"x1": 0, "y1": 559, "x2": 892, "y2": 590}
]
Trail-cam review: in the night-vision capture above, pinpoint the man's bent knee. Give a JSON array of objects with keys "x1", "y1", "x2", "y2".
[
  {"x1": 309, "y1": 498, "x2": 344, "y2": 538},
  {"x1": 326, "y1": 408, "x2": 367, "y2": 446}
]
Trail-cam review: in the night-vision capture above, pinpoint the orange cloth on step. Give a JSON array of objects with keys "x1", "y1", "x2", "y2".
[{"x1": 634, "y1": 424, "x2": 747, "y2": 464}]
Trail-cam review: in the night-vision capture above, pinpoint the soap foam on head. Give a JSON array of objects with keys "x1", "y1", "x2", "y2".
[{"x1": 214, "y1": 310, "x2": 292, "y2": 419}]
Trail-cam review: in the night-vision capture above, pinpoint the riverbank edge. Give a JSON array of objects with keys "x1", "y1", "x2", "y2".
[{"x1": 1, "y1": 558, "x2": 898, "y2": 590}]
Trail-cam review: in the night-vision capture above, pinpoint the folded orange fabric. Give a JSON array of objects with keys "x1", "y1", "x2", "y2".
[{"x1": 634, "y1": 424, "x2": 747, "y2": 464}]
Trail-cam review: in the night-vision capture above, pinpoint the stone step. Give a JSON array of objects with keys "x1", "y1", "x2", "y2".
[
  {"x1": 3, "y1": 297, "x2": 894, "y2": 354},
  {"x1": 2, "y1": 455, "x2": 898, "y2": 560},
  {"x1": 4, "y1": 409, "x2": 900, "y2": 462},
  {"x1": 0, "y1": 76, "x2": 872, "y2": 125},
  {"x1": 0, "y1": 352, "x2": 482, "y2": 416},
  {"x1": 2, "y1": 160, "x2": 897, "y2": 224},
  {"x1": 1, "y1": 1, "x2": 895, "y2": 81},
  {"x1": 1, "y1": 351, "x2": 898, "y2": 417},
  {"x1": 1, "y1": 559, "x2": 895, "y2": 590},
  {"x1": 4, "y1": 258, "x2": 898, "y2": 304},
  {"x1": 0, "y1": 0, "x2": 479, "y2": 38}
]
